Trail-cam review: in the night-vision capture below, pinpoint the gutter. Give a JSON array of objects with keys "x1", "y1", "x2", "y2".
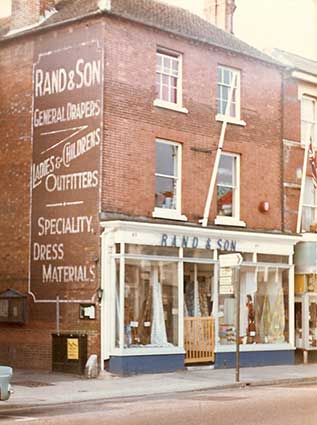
[{"x1": 291, "y1": 70, "x2": 317, "y2": 84}]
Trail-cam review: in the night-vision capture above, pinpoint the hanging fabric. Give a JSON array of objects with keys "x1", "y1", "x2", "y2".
[{"x1": 151, "y1": 269, "x2": 169, "y2": 347}]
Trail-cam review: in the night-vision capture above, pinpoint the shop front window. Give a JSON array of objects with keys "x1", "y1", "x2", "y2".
[
  {"x1": 219, "y1": 266, "x2": 289, "y2": 345},
  {"x1": 116, "y1": 259, "x2": 178, "y2": 349}
]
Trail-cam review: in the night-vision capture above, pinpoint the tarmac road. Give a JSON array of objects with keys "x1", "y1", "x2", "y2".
[{"x1": 1, "y1": 383, "x2": 317, "y2": 425}]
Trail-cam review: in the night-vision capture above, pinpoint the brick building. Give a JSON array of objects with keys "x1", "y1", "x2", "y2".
[
  {"x1": 272, "y1": 48, "x2": 317, "y2": 363},
  {"x1": 0, "y1": 0, "x2": 298, "y2": 374}
]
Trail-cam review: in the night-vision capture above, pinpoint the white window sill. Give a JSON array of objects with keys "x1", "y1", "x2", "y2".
[
  {"x1": 152, "y1": 208, "x2": 188, "y2": 221},
  {"x1": 214, "y1": 216, "x2": 246, "y2": 227},
  {"x1": 153, "y1": 99, "x2": 189, "y2": 114},
  {"x1": 216, "y1": 114, "x2": 246, "y2": 127}
]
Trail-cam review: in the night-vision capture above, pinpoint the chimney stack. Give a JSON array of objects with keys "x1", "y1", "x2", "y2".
[
  {"x1": 203, "y1": 0, "x2": 236, "y2": 34},
  {"x1": 10, "y1": 0, "x2": 56, "y2": 32}
]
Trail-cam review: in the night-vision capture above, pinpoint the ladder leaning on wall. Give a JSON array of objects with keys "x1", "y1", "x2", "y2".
[{"x1": 200, "y1": 72, "x2": 239, "y2": 227}]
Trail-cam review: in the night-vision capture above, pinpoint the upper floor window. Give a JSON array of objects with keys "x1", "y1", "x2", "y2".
[
  {"x1": 302, "y1": 177, "x2": 317, "y2": 232},
  {"x1": 217, "y1": 66, "x2": 241, "y2": 120},
  {"x1": 156, "y1": 51, "x2": 180, "y2": 105},
  {"x1": 154, "y1": 49, "x2": 189, "y2": 116},
  {"x1": 215, "y1": 153, "x2": 246, "y2": 227},
  {"x1": 153, "y1": 139, "x2": 187, "y2": 221},
  {"x1": 301, "y1": 96, "x2": 317, "y2": 147}
]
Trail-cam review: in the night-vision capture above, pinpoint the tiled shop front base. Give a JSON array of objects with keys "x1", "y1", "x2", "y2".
[
  {"x1": 109, "y1": 354, "x2": 185, "y2": 375},
  {"x1": 214, "y1": 350, "x2": 295, "y2": 369}
]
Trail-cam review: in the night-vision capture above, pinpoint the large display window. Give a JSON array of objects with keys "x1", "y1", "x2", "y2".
[
  {"x1": 219, "y1": 266, "x2": 289, "y2": 346},
  {"x1": 102, "y1": 222, "x2": 296, "y2": 361},
  {"x1": 118, "y1": 259, "x2": 179, "y2": 348},
  {"x1": 113, "y1": 245, "x2": 183, "y2": 353}
]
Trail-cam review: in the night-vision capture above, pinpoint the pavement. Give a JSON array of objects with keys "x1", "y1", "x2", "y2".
[{"x1": 2, "y1": 363, "x2": 317, "y2": 408}]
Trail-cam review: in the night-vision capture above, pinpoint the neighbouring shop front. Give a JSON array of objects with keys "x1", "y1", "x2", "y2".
[
  {"x1": 294, "y1": 239, "x2": 317, "y2": 363},
  {"x1": 100, "y1": 221, "x2": 298, "y2": 374}
]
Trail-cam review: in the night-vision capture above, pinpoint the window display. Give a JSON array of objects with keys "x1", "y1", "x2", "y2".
[
  {"x1": 184, "y1": 263, "x2": 213, "y2": 317},
  {"x1": 219, "y1": 266, "x2": 289, "y2": 345},
  {"x1": 116, "y1": 259, "x2": 178, "y2": 348},
  {"x1": 110, "y1": 240, "x2": 292, "y2": 358}
]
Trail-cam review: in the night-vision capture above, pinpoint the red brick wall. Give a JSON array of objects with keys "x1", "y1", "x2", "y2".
[
  {"x1": 283, "y1": 78, "x2": 301, "y2": 143},
  {"x1": 282, "y1": 78, "x2": 315, "y2": 234},
  {"x1": 0, "y1": 14, "x2": 284, "y2": 369},
  {"x1": 0, "y1": 22, "x2": 102, "y2": 370},
  {"x1": 102, "y1": 17, "x2": 283, "y2": 231}
]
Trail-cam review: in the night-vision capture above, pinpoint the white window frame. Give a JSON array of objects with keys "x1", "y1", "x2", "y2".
[
  {"x1": 301, "y1": 95, "x2": 317, "y2": 148},
  {"x1": 216, "y1": 66, "x2": 246, "y2": 127},
  {"x1": 302, "y1": 176, "x2": 317, "y2": 232},
  {"x1": 154, "y1": 49, "x2": 188, "y2": 114},
  {"x1": 152, "y1": 139, "x2": 187, "y2": 221},
  {"x1": 215, "y1": 152, "x2": 246, "y2": 227}
]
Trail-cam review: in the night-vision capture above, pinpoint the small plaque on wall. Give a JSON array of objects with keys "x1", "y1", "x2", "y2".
[{"x1": 67, "y1": 338, "x2": 79, "y2": 360}]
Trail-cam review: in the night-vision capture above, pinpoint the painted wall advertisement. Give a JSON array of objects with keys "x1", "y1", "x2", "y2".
[{"x1": 29, "y1": 25, "x2": 104, "y2": 301}]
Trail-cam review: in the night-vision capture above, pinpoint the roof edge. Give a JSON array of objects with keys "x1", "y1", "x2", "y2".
[{"x1": 0, "y1": 4, "x2": 284, "y2": 69}]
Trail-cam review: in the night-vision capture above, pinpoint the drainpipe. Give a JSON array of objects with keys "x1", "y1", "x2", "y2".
[{"x1": 281, "y1": 70, "x2": 285, "y2": 232}]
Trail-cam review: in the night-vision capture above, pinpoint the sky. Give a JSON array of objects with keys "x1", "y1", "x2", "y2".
[{"x1": 0, "y1": 0, "x2": 316, "y2": 60}]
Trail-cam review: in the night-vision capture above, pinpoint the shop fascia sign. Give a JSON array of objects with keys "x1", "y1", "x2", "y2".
[{"x1": 160, "y1": 233, "x2": 237, "y2": 251}]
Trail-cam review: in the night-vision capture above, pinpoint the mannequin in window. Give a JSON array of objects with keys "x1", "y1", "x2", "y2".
[{"x1": 246, "y1": 294, "x2": 256, "y2": 344}]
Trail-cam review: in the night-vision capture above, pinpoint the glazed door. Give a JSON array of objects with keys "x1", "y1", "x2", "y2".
[{"x1": 183, "y1": 263, "x2": 215, "y2": 364}]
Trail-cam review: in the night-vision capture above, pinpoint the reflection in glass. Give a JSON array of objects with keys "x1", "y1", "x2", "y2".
[
  {"x1": 217, "y1": 186, "x2": 233, "y2": 216},
  {"x1": 155, "y1": 176, "x2": 177, "y2": 209},
  {"x1": 217, "y1": 154, "x2": 235, "y2": 217}
]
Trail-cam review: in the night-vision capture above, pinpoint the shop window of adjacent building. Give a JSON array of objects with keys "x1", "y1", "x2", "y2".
[
  {"x1": 215, "y1": 153, "x2": 245, "y2": 227},
  {"x1": 153, "y1": 139, "x2": 187, "y2": 221},
  {"x1": 301, "y1": 96, "x2": 317, "y2": 147},
  {"x1": 219, "y1": 266, "x2": 289, "y2": 346},
  {"x1": 302, "y1": 177, "x2": 317, "y2": 232},
  {"x1": 217, "y1": 66, "x2": 241, "y2": 120}
]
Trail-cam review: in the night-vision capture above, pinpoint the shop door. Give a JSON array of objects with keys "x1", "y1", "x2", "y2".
[{"x1": 183, "y1": 263, "x2": 215, "y2": 364}]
